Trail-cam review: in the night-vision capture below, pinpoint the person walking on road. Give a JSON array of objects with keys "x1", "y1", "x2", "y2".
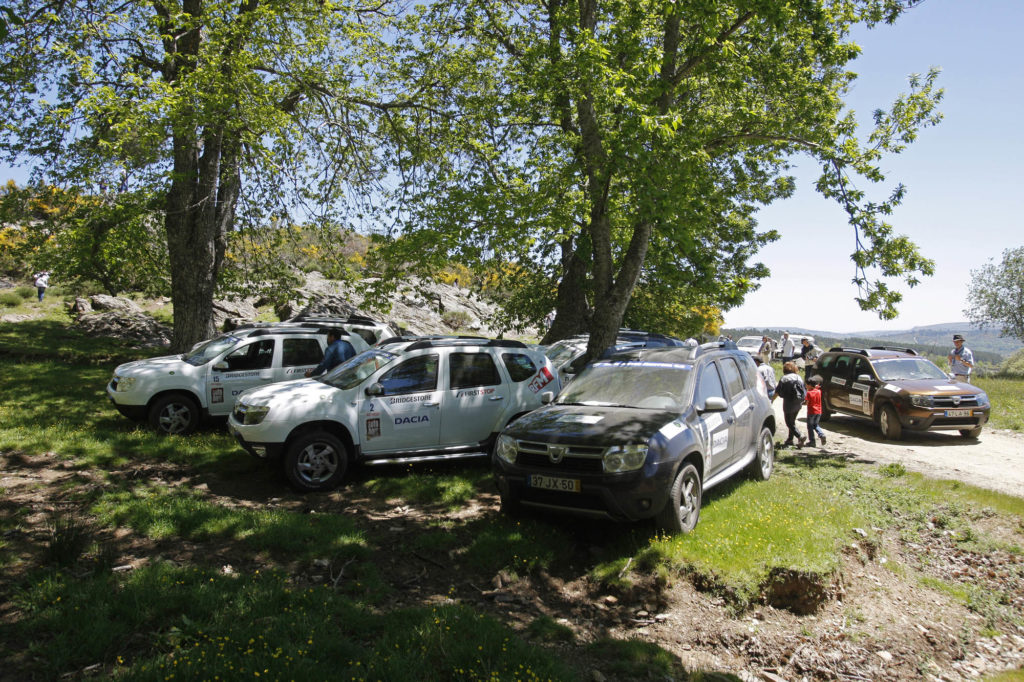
[
  {"x1": 754, "y1": 356, "x2": 776, "y2": 400},
  {"x1": 948, "y1": 334, "x2": 975, "y2": 383},
  {"x1": 305, "y1": 329, "x2": 356, "y2": 378},
  {"x1": 804, "y1": 375, "x2": 827, "y2": 448},
  {"x1": 775, "y1": 361, "x2": 806, "y2": 448},
  {"x1": 33, "y1": 270, "x2": 50, "y2": 302}
]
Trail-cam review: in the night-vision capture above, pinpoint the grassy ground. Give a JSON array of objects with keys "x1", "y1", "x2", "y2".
[{"x1": 2, "y1": 316, "x2": 1023, "y2": 679}]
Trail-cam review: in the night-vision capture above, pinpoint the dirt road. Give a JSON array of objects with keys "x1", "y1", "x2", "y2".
[{"x1": 774, "y1": 401, "x2": 1024, "y2": 498}]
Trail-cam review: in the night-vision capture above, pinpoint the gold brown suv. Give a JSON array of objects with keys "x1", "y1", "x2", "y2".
[{"x1": 814, "y1": 346, "x2": 990, "y2": 440}]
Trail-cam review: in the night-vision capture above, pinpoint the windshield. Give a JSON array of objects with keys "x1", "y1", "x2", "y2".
[
  {"x1": 321, "y1": 349, "x2": 398, "y2": 390},
  {"x1": 547, "y1": 341, "x2": 585, "y2": 368},
  {"x1": 556, "y1": 361, "x2": 694, "y2": 410},
  {"x1": 183, "y1": 335, "x2": 241, "y2": 366},
  {"x1": 872, "y1": 358, "x2": 949, "y2": 382}
]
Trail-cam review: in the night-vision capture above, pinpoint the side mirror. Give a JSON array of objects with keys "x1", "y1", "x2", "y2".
[
  {"x1": 213, "y1": 361, "x2": 228, "y2": 371},
  {"x1": 365, "y1": 383, "x2": 383, "y2": 397},
  {"x1": 700, "y1": 396, "x2": 728, "y2": 413},
  {"x1": 540, "y1": 391, "x2": 554, "y2": 404},
  {"x1": 856, "y1": 374, "x2": 874, "y2": 383}
]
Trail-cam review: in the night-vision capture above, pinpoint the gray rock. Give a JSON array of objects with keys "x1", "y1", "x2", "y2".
[
  {"x1": 90, "y1": 294, "x2": 143, "y2": 314},
  {"x1": 69, "y1": 297, "x2": 93, "y2": 314},
  {"x1": 76, "y1": 311, "x2": 172, "y2": 348},
  {"x1": 212, "y1": 298, "x2": 258, "y2": 330}
]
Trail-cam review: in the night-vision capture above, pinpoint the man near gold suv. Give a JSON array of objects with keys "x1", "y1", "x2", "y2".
[{"x1": 948, "y1": 334, "x2": 974, "y2": 383}]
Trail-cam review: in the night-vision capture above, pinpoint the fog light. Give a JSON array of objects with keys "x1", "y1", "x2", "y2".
[
  {"x1": 639, "y1": 499, "x2": 651, "y2": 510},
  {"x1": 253, "y1": 446, "x2": 267, "y2": 457}
]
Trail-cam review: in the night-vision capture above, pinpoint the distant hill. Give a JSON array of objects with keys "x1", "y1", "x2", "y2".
[{"x1": 723, "y1": 322, "x2": 1021, "y2": 364}]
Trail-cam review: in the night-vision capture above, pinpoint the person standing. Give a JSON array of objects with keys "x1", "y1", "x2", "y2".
[
  {"x1": 780, "y1": 331, "x2": 795, "y2": 363},
  {"x1": 804, "y1": 375, "x2": 827, "y2": 447},
  {"x1": 948, "y1": 334, "x2": 975, "y2": 383},
  {"x1": 758, "y1": 335, "x2": 774, "y2": 365},
  {"x1": 798, "y1": 337, "x2": 822, "y2": 381},
  {"x1": 33, "y1": 270, "x2": 50, "y2": 302},
  {"x1": 775, "y1": 361, "x2": 806, "y2": 448},
  {"x1": 754, "y1": 356, "x2": 776, "y2": 400},
  {"x1": 305, "y1": 329, "x2": 356, "y2": 378}
]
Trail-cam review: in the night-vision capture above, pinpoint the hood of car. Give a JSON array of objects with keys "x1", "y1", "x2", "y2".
[
  {"x1": 880, "y1": 378, "x2": 986, "y2": 396},
  {"x1": 115, "y1": 355, "x2": 194, "y2": 378},
  {"x1": 504, "y1": 404, "x2": 679, "y2": 446},
  {"x1": 237, "y1": 378, "x2": 343, "y2": 407}
]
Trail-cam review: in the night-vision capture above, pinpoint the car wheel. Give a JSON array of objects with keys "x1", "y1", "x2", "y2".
[
  {"x1": 148, "y1": 393, "x2": 199, "y2": 435},
  {"x1": 959, "y1": 427, "x2": 983, "y2": 439},
  {"x1": 747, "y1": 426, "x2": 775, "y2": 481},
  {"x1": 284, "y1": 430, "x2": 349, "y2": 492},
  {"x1": 655, "y1": 463, "x2": 702, "y2": 534},
  {"x1": 879, "y1": 405, "x2": 902, "y2": 440}
]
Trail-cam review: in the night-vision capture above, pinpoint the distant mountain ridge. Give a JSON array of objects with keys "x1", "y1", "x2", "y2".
[{"x1": 724, "y1": 322, "x2": 1022, "y2": 361}]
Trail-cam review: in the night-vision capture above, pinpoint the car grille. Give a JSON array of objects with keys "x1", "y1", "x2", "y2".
[
  {"x1": 933, "y1": 395, "x2": 981, "y2": 408},
  {"x1": 514, "y1": 440, "x2": 605, "y2": 473}
]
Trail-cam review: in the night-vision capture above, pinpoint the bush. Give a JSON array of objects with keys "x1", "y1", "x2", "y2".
[
  {"x1": 1000, "y1": 348, "x2": 1024, "y2": 378},
  {"x1": 15, "y1": 285, "x2": 35, "y2": 299},
  {"x1": 441, "y1": 310, "x2": 473, "y2": 330},
  {"x1": 0, "y1": 292, "x2": 22, "y2": 307}
]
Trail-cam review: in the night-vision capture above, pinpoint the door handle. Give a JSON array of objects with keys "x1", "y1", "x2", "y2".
[
  {"x1": 489, "y1": 395, "x2": 505, "y2": 401},
  {"x1": 423, "y1": 401, "x2": 439, "y2": 407}
]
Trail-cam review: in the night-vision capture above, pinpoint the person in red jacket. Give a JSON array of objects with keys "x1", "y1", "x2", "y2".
[{"x1": 804, "y1": 375, "x2": 827, "y2": 448}]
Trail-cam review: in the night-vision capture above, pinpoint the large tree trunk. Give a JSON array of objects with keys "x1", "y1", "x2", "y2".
[{"x1": 541, "y1": 236, "x2": 593, "y2": 344}]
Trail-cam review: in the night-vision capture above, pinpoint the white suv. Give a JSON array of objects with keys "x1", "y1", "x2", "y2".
[
  {"x1": 107, "y1": 324, "x2": 370, "y2": 435},
  {"x1": 227, "y1": 337, "x2": 560, "y2": 492}
]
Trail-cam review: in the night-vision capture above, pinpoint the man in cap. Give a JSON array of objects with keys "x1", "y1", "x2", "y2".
[{"x1": 948, "y1": 334, "x2": 975, "y2": 383}]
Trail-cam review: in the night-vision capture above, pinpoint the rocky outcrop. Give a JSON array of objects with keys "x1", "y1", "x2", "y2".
[
  {"x1": 89, "y1": 294, "x2": 144, "y2": 314},
  {"x1": 76, "y1": 311, "x2": 172, "y2": 348},
  {"x1": 213, "y1": 298, "x2": 259, "y2": 331}
]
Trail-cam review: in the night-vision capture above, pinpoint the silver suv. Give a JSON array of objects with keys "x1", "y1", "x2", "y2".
[
  {"x1": 107, "y1": 323, "x2": 369, "y2": 435},
  {"x1": 228, "y1": 337, "x2": 560, "y2": 492}
]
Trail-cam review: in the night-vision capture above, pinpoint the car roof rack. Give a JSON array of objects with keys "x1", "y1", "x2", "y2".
[
  {"x1": 869, "y1": 346, "x2": 918, "y2": 356},
  {"x1": 245, "y1": 326, "x2": 353, "y2": 338},
  {"x1": 828, "y1": 347, "x2": 871, "y2": 355},
  {"x1": 404, "y1": 338, "x2": 528, "y2": 351}
]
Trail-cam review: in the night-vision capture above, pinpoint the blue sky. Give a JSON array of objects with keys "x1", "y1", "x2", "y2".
[{"x1": 724, "y1": 0, "x2": 1024, "y2": 334}]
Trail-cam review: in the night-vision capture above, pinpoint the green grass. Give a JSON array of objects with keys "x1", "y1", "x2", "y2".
[
  {"x1": 7, "y1": 563, "x2": 576, "y2": 681},
  {"x1": 611, "y1": 472, "x2": 869, "y2": 606},
  {"x1": 2, "y1": 318, "x2": 1024, "y2": 679},
  {"x1": 975, "y1": 375, "x2": 1024, "y2": 431}
]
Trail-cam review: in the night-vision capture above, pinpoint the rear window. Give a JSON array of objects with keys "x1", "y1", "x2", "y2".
[{"x1": 502, "y1": 353, "x2": 538, "y2": 382}]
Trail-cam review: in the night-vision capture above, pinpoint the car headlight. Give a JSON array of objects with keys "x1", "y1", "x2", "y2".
[
  {"x1": 242, "y1": 405, "x2": 270, "y2": 425},
  {"x1": 910, "y1": 395, "x2": 933, "y2": 408},
  {"x1": 976, "y1": 392, "x2": 990, "y2": 406},
  {"x1": 115, "y1": 376, "x2": 136, "y2": 392},
  {"x1": 495, "y1": 434, "x2": 518, "y2": 464},
  {"x1": 603, "y1": 444, "x2": 648, "y2": 473}
]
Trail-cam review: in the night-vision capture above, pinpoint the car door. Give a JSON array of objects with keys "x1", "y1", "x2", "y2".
[
  {"x1": 438, "y1": 351, "x2": 507, "y2": 447},
  {"x1": 824, "y1": 353, "x2": 854, "y2": 413},
  {"x1": 360, "y1": 353, "x2": 442, "y2": 455},
  {"x1": 279, "y1": 336, "x2": 325, "y2": 382},
  {"x1": 693, "y1": 361, "x2": 733, "y2": 477},
  {"x1": 718, "y1": 355, "x2": 754, "y2": 465},
  {"x1": 208, "y1": 338, "x2": 277, "y2": 415},
  {"x1": 848, "y1": 356, "x2": 876, "y2": 417}
]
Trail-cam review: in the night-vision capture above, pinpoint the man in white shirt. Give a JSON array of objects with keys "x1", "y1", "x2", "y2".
[{"x1": 948, "y1": 334, "x2": 975, "y2": 383}]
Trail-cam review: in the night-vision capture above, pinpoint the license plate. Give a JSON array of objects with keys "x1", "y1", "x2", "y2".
[
  {"x1": 944, "y1": 409, "x2": 972, "y2": 417},
  {"x1": 528, "y1": 474, "x2": 580, "y2": 493}
]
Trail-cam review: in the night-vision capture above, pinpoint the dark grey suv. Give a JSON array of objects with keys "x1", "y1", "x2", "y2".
[{"x1": 493, "y1": 341, "x2": 776, "y2": 533}]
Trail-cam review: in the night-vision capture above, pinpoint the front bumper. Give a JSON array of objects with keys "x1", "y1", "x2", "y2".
[
  {"x1": 106, "y1": 384, "x2": 148, "y2": 421},
  {"x1": 898, "y1": 404, "x2": 990, "y2": 432},
  {"x1": 227, "y1": 418, "x2": 286, "y2": 459},
  {"x1": 494, "y1": 458, "x2": 677, "y2": 522}
]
